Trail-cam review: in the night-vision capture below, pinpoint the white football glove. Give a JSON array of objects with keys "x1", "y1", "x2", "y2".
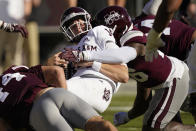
[
  {"x1": 145, "y1": 28, "x2": 165, "y2": 62},
  {"x1": 113, "y1": 112, "x2": 130, "y2": 126}
]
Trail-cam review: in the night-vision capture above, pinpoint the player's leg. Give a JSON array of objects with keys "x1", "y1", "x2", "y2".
[
  {"x1": 143, "y1": 64, "x2": 191, "y2": 131},
  {"x1": 30, "y1": 88, "x2": 117, "y2": 131},
  {"x1": 0, "y1": 118, "x2": 14, "y2": 131},
  {"x1": 187, "y1": 40, "x2": 196, "y2": 122},
  {"x1": 30, "y1": 88, "x2": 74, "y2": 131},
  {"x1": 190, "y1": 93, "x2": 196, "y2": 122}
]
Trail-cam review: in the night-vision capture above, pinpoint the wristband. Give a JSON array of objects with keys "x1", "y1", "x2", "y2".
[
  {"x1": 149, "y1": 28, "x2": 162, "y2": 39},
  {"x1": 92, "y1": 61, "x2": 102, "y2": 72}
]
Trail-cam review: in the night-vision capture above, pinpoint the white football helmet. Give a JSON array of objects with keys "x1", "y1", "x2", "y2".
[{"x1": 60, "y1": 7, "x2": 92, "y2": 42}]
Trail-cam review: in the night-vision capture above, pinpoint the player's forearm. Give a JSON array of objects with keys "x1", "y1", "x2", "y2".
[
  {"x1": 153, "y1": 0, "x2": 182, "y2": 33},
  {"x1": 83, "y1": 46, "x2": 137, "y2": 64},
  {"x1": 76, "y1": 61, "x2": 129, "y2": 83},
  {"x1": 128, "y1": 88, "x2": 152, "y2": 120},
  {"x1": 41, "y1": 66, "x2": 67, "y2": 89},
  {"x1": 100, "y1": 64, "x2": 129, "y2": 83}
]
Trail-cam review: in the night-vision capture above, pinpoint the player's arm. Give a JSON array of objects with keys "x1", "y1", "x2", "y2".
[
  {"x1": 145, "y1": 0, "x2": 182, "y2": 62},
  {"x1": 127, "y1": 87, "x2": 152, "y2": 120},
  {"x1": 99, "y1": 63, "x2": 129, "y2": 83},
  {"x1": 0, "y1": 20, "x2": 28, "y2": 38},
  {"x1": 153, "y1": 0, "x2": 182, "y2": 33},
  {"x1": 47, "y1": 52, "x2": 69, "y2": 68},
  {"x1": 61, "y1": 46, "x2": 137, "y2": 64},
  {"x1": 191, "y1": 30, "x2": 196, "y2": 42},
  {"x1": 82, "y1": 46, "x2": 137, "y2": 64},
  {"x1": 76, "y1": 61, "x2": 129, "y2": 83},
  {"x1": 114, "y1": 87, "x2": 152, "y2": 126},
  {"x1": 41, "y1": 66, "x2": 67, "y2": 89}
]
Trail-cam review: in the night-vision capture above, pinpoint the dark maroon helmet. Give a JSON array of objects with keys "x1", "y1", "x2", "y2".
[
  {"x1": 60, "y1": 7, "x2": 92, "y2": 42},
  {"x1": 95, "y1": 6, "x2": 132, "y2": 43}
]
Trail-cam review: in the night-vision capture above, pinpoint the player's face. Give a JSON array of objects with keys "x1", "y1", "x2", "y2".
[{"x1": 69, "y1": 19, "x2": 86, "y2": 36}]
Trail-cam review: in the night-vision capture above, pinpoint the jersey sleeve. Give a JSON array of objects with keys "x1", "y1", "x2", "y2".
[
  {"x1": 120, "y1": 27, "x2": 147, "y2": 46},
  {"x1": 3, "y1": 65, "x2": 29, "y2": 74},
  {"x1": 172, "y1": 20, "x2": 195, "y2": 50},
  {"x1": 83, "y1": 46, "x2": 137, "y2": 63}
]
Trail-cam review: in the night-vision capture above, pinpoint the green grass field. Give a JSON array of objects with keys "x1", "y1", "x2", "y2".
[{"x1": 76, "y1": 93, "x2": 195, "y2": 131}]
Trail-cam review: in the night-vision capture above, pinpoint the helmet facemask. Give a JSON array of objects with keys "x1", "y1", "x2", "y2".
[{"x1": 60, "y1": 12, "x2": 92, "y2": 42}]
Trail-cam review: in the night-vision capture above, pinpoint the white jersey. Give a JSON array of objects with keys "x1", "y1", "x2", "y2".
[
  {"x1": 72, "y1": 25, "x2": 121, "y2": 92},
  {"x1": 66, "y1": 25, "x2": 122, "y2": 112}
]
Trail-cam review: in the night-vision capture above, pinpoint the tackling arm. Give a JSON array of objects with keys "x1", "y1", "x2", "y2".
[
  {"x1": 99, "y1": 64, "x2": 129, "y2": 83},
  {"x1": 76, "y1": 61, "x2": 129, "y2": 83},
  {"x1": 41, "y1": 66, "x2": 67, "y2": 89}
]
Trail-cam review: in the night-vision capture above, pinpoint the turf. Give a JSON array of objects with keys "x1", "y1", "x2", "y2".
[{"x1": 76, "y1": 94, "x2": 195, "y2": 131}]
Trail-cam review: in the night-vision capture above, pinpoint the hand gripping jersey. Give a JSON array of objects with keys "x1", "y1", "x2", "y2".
[
  {"x1": 133, "y1": 14, "x2": 196, "y2": 61},
  {"x1": 0, "y1": 65, "x2": 48, "y2": 128},
  {"x1": 120, "y1": 27, "x2": 185, "y2": 88}
]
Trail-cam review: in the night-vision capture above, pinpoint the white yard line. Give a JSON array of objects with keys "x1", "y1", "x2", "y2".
[{"x1": 108, "y1": 106, "x2": 132, "y2": 111}]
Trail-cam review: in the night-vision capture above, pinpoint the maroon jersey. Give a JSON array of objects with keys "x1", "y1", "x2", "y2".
[
  {"x1": 0, "y1": 65, "x2": 48, "y2": 128},
  {"x1": 133, "y1": 14, "x2": 195, "y2": 60},
  {"x1": 121, "y1": 27, "x2": 172, "y2": 88}
]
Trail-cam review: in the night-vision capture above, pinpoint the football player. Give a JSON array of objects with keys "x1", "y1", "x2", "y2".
[
  {"x1": 0, "y1": 64, "x2": 118, "y2": 131},
  {"x1": 94, "y1": 6, "x2": 196, "y2": 131},
  {"x1": 47, "y1": 7, "x2": 137, "y2": 114},
  {"x1": 133, "y1": 0, "x2": 196, "y2": 122}
]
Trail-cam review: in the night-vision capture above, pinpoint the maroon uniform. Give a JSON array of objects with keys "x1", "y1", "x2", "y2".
[
  {"x1": 121, "y1": 26, "x2": 189, "y2": 128},
  {"x1": 120, "y1": 27, "x2": 174, "y2": 88},
  {"x1": 94, "y1": 5, "x2": 190, "y2": 129},
  {"x1": 0, "y1": 65, "x2": 48, "y2": 128},
  {"x1": 133, "y1": 15, "x2": 195, "y2": 60}
]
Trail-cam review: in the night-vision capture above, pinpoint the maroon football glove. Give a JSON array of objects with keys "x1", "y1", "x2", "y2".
[
  {"x1": 59, "y1": 48, "x2": 84, "y2": 63},
  {"x1": 0, "y1": 22, "x2": 28, "y2": 38}
]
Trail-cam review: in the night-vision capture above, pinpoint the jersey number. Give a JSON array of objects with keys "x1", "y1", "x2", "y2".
[
  {"x1": 0, "y1": 73, "x2": 26, "y2": 102},
  {"x1": 128, "y1": 68, "x2": 148, "y2": 82}
]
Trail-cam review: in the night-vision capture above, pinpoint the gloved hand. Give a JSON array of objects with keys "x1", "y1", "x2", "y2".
[
  {"x1": 59, "y1": 48, "x2": 88, "y2": 63},
  {"x1": 145, "y1": 28, "x2": 165, "y2": 62},
  {"x1": 0, "y1": 21, "x2": 28, "y2": 38},
  {"x1": 113, "y1": 112, "x2": 130, "y2": 126}
]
